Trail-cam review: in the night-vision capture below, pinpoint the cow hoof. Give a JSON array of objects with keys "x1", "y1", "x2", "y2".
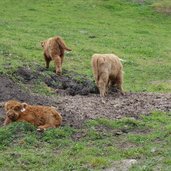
[
  {"x1": 37, "y1": 128, "x2": 44, "y2": 132},
  {"x1": 101, "y1": 99, "x2": 106, "y2": 104},
  {"x1": 121, "y1": 92, "x2": 125, "y2": 96},
  {"x1": 56, "y1": 71, "x2": 62, "y2": 76}
]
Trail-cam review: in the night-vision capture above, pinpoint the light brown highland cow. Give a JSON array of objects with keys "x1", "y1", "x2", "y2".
[
  {"x1": 91, "y1": 54, "x2": 124, "y2": 97},
  {"x1": 4, "y1": 100, "x2": 62, "y2": 131},
  {"x1": 41, "y1": 36, "x2": 71, "y2": 75}
]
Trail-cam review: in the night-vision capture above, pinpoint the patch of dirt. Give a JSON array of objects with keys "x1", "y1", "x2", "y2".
[
  {"x1": 57, "y1": 92, "x2": 171, "y2": 127},
  {"x1": 151, "y1": 80, "x2": 171, "y2": 84},
  {"x1": 0, "y1": 75, "x2": 59, "y2": 125},
  {"x1": 154, "y1": 7, "x2": 171, "y2": 14},
  {"x1": 14, "y1": 66, "x2": 100, "y2": 96},
  {"x1": 0, "y1": 73, "x2": 171, "y2": 128},
  {"x1": 103, "y1": 159, "x2": 137, "y2": 171},
  {"x1": 0, "y1": 75, "x2": 56, "y2": 105}
]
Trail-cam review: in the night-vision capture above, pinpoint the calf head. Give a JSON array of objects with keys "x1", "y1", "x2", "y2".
[
  {"x1": 6, "y1": 109, "x2": 20, "y2": 121},
  {"x1": 4, "y1": 102, "x2": 28, "y2": 125}
]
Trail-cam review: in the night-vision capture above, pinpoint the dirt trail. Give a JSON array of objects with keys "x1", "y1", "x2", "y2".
[{"x1": 0, "y1": 75, "x2": 171, "y2": 128}]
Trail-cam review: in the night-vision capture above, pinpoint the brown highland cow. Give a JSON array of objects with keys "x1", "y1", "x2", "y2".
[
  {"x1": 91, "y1": 54, "x2": 124, "y2": 97},
  {"x1": 4, "y1": 100, "x2": 62, "y2": 131},
  {"x1": 41, "y1": 36, "x2": 71, "y2": 75}
]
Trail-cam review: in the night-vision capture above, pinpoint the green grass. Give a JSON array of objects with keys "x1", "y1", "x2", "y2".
[
  {"x1": 1, "y1": 0, "x2": 171, "y2": 170},
  {"x1": 0, "y1": 0, "x2": 171, "y2": 92},
  {"x1": 0, "y1": 112, "x2": 171, "y2": 170}
]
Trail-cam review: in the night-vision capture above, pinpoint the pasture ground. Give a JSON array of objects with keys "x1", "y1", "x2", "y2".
[
  {"x1": 0, "y1": 0, "x2": 171, "y2": 170},
  {"x1": 0, "y1": 73, "x2": 171, "y2": 170}
]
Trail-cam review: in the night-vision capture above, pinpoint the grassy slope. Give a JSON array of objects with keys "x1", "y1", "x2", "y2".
[
  {"x1": 0, "y1": 0, "x2": 171, "y2": 92},
  {"x1": 0, "y1": 0, "x2": 171, "y2": 170},
  {"x1": 0, "y1": 112, "x2": 171, "y2": 170}
]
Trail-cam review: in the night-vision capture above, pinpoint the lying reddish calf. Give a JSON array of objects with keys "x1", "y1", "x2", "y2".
[{"x1": 4, "y1": 100, "x2": 62, "y2": 131}]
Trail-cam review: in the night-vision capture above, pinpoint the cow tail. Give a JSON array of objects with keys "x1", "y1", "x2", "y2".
[
  {"x1": 96, "y1": 57, "x2": 100, "y2": 81},
  {"x1": 92, "y1": 56, "x2": 99, "y2": 83},
  {"x1": 56, "y1": 37, "x2": 72, "y2": 51}
]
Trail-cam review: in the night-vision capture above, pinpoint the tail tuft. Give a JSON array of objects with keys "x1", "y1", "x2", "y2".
[
  {"x1": 56, "y1": 36, "x2": 72, "y2": 51},
  {"x1": 119, "y1": 58, "x2": 126, "y2": 62}
]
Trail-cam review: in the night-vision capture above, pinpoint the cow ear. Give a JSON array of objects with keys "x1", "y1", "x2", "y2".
[
  {"x1": 21, "y1": 103, "x2": 27, "y2": 109},
  {"x1": 41, "y1": 41, "x2": 44, "y2": 47},
  {"x1": 41, "y1": 41, "x2": 46, "y2": 48},
  {"x1": 21, "y1": 103, "x2": 28, "y2": 112}
]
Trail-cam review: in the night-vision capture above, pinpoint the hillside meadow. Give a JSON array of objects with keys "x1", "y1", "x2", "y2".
[
  {"x1": 0, "y1": 0, "x2": 171, "y2": 92},
  {"x1": 0, "y1": 0, "x2": 171, "y2": 170}
]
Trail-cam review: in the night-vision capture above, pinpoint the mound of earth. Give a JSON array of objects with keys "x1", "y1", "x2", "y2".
[
  {"x1": 0, "y1": 74, "x2": 171, "y2": 128},
  {"x1": 14, "y1": 66, "x2": 100, "y2": 96}
]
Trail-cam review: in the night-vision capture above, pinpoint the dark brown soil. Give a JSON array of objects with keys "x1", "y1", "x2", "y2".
[
  {"x1": 0, "y1": 72, "x2": 171, "y2": 128},
  {"x1": 14, "y1": 66, "x2": 100, "y2": 96}
]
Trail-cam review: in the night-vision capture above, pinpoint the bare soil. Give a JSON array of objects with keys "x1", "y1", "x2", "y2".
[
  {"x1": 0, "y1": 70, "x2": 171, "y2": 128},
  {"x1": 15, "y1": 66, "x2": 99, "y2": 96}
]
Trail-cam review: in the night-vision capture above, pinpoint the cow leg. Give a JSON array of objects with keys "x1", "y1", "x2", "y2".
[
  {"x1": 54, "y1": 55, "x2": 62, "y2": 75},
  {"x1": 94, "y1": 73, "x2": 98, "y2": 86},
  {"x1": 115, "y1": 72, "x2": 124, "y2": 94},
  {"x1": 37, "y1": 124, "x2": 55, "y2": 131},
  {"x1": 44, "y1": 53, "x2": 51, "y2": 69},
  {"x1": 98, "y1": 73, "x2": 109, "y2": 97},
  {"x1": 60, "y1": 49, "x2": 64, "y2": 65},
  {"x1": 3, "y1": 117, "x2": 12, "y2": 126},
  {"x1": 61, "y1": 56, "x2": 64, "y2": 65}
]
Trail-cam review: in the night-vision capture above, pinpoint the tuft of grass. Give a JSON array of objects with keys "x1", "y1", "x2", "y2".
[
  {"x1": 0, "y1": 122, "x2": 36, "y2": 148},
  {"x1": 30, "y1": 82, "x2": 54, "y2": 96}
]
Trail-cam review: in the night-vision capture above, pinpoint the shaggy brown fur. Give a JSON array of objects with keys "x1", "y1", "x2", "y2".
[
  {"x1": 4, "y1": 100, "x2": 62, "y2": 131},
  {"x1": 91, "y1": 54, "x2": 124, "y2": 97},
  {"x1": 4, "y1": 100, "x2": 21, "y2": 112},
  {"x1": 41, "y1": 36, "x2": 72, "y2": 75}
]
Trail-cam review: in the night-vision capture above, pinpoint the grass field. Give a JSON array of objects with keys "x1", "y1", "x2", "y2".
[
  {"x1": 0, "y1": 112, "x2": 171, "y2": 170},
  {"x1": 0, "y1": 0, "x2": 171, "y2": 92},
  {"x1": 0, "y1": 0, "x2": 171, "y2": 170}
]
